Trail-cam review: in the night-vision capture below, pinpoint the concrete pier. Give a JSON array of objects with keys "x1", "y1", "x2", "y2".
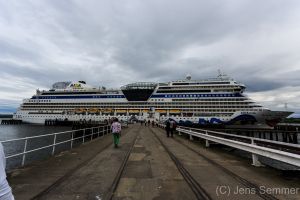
[
  {"x1": 1, "y1": 119, "x2": 22, "y2": 125},
  {"x1": 8, "y1": 124, "x2": 300, "y2": 200}
]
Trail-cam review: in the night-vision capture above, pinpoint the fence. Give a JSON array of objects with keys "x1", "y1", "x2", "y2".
[
  {"x1": 159, "y1": 124, "x2": 300, "y2": 168},
  {"x1": 1, "y1": 125, "x2": 111, "y2": 170}
]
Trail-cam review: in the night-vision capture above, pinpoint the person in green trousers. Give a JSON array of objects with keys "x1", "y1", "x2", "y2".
[{"x1": 111, "y1": 118, "x2": 121, "y2": 148}]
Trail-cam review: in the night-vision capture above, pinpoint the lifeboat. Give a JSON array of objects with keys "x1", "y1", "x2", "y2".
[
  {"x1": 128, "y1": 109, "x2": 139, "y2": 113},
  {"x1": 102, "y1": 108, "x2": 113, "y2": 113},
  {"x1": 169, "y1": 109, "x2": 181, "y2": 113},
  {"x1": 75, "y1": 108, "x2": 86, "y2": 114},
  {"x1": 116, "y1": 109, "x2": 127, "y2": 113},
  {"x1": 88, "y1": 108, "x2": 99, "y2": 113},
  {"x1": 156, "y1": 109, "x2": 167, "y2": 113}
]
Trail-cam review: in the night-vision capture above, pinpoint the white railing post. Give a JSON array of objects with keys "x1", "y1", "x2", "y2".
[
  {"x1": 189, "y1": 128, "x2": 193, "y2": 140},
  {"x1": 52, "y1": 134, "x2": 57, "y2": 156},
  {"x1": 91, "y1": 128, "x2": 93, "y2": 140},
  {"x1": 83, "y1": 129, "x2": 85, "y2": 144},
  {"x1": 22, "y1": 139, "x2": 28, "y2": 167},
  {"x1": 205, "y1": 130, "x2": 210, "y2": 148},
  {"x1": 98, "y1": 127, "x2": 100, "y2": 137},
  {"x1": 178, "y1": 130, "x2": 182, "y2": 136},
  {"x1": 71, "y1": 131, "x2": 74, "y2": 149},
  {"x1": 251, "y1": 139, "x2": 263, "y2": 167}
]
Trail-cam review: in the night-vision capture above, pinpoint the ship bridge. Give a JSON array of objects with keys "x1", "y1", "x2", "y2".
[{"x1": 121, "y1": 82, "x2": 157, "y2": 101}]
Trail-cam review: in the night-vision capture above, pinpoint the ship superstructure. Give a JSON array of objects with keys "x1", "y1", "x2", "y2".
[{"x1": 14, "y1": 75, "x2": 292, "y2": 128}]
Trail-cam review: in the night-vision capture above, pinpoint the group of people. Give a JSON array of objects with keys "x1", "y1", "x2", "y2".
[
  {"x1": 165, "y1": 120, "x2": 177, "y2": 137},
  {"x1": 111, "y1": 118, "x2": 177, "y2": 148},
  {"x1": 141, "y1": 120, "x2": 158, "y2": 127}
]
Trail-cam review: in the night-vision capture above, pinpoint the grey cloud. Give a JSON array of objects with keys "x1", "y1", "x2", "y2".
[{"x1": 0, "y1": 0, "x2": 300, "y2": 112}]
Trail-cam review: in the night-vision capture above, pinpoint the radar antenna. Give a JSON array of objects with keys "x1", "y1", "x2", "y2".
[
  {"x1": 218, "y1": 69, "x2": 222, "y2": 77},
  {"x1": 217, "y1": 69, "x2": 227, "y2": 79},
  {"x1": 284, "y1": 103, "x2": 288, "y2": 110},
  {"x1": 186, "y1": 74, "x2": 192, "y2": 80}
]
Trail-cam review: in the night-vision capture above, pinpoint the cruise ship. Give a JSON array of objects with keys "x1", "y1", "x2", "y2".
[{"x1": 13, "y1": 74, "x2": 292, "y2": 128}]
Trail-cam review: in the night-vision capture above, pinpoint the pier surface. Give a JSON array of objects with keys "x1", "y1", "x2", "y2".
[{"x1": 9, "y1": 124, "x2": 300, "y2": 200}]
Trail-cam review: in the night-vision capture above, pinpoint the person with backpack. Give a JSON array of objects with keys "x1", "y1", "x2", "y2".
[{"x1": 111, "y1": 118, "x2": 122, "y2": 148}]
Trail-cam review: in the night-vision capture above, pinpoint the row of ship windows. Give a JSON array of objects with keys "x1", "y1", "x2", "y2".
[
  {"x1": 172, "y1": 98, "x2": 248, "y2": 102},
  {"x1": 24, "y1": 99, "x2": 250, "y2": 105},
  {"x1": 28, "y1": 100, "x2": 51, "y2": 103},
  {"x1": 159, "y1": 85, "x2": 239, "y2": 89},
  {"x1": 22, "y1": 104, "x2": 256, "y2": 108},
  {"x1": 28, "y1": 93, "x2": 241, "y2": 101},
  {"x1": 31, "y1": 95, "x2": 125, "y2": 100},
  {"x1": 21, "y1": 115, "x2": 230, "y2": 120},
  {"x1": 162, "y1": 94, "x2": 238, "y2": 98},
  {"x1": 26, "y1": 97, "x2": 249, "y2": 103},
  {"x1": 20, "y1": 109, "x2": 255, "y2": 113},
  {"x1": 22, "y1": 103, "x2": 257, "y2": 108}
]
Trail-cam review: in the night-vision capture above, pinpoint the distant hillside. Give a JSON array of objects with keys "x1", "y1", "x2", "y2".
[
  {"x1": 283, "y1": 117, "x2": 300, "y2": 124},
  {"x1": 0, "y1": 114, "x2": 13, "y2": 118}
]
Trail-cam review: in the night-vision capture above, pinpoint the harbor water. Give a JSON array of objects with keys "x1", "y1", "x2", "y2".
[{"x1": 0, "y1": 124, "x2": 72, "y2": 170}]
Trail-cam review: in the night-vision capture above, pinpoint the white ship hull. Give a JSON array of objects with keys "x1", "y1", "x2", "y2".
[
  {"x1": 14, "y1": 109, "x2": 292, "y2": 128},
  {"x1": 13, "y1": 76, "x2": 293, "y2": 128}
]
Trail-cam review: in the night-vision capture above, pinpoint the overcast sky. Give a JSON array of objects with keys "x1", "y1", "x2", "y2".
[{"x1": 0, "y1": 0, "x2": 300, "y2": 114}]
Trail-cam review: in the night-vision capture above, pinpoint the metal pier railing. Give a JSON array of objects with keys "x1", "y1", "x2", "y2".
[
  {"x1": 1, "y1": 125, "x2": 111, "y2": 170},
  {"x1": 159, "y1": 124, "x2": 300, "y2": 168}
]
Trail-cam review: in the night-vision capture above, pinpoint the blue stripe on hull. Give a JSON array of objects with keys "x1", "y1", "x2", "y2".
[
  {"x1": 31, "y1": 93, "x2": 243, "y2": 99},
  {"x1": 151, "y1": 93, "x2": 242, "y2": 98},
  {"x1": 31, "y1": 95, "x2": 125, "y2": 99}
]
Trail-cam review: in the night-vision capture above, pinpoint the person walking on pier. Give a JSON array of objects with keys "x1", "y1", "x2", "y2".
[
  {"x1": 165, "y1": 120, "x2": 171, "y2": 137},
  {"x1": 111, "y1": 118, "x2": 122, "y2": 148},
  {"x1": 0, "y1": 143, "x2": 14, "y2": 200},
  {"x1": 170, "y1": 120, "x2": 176, "y2": 138}
]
